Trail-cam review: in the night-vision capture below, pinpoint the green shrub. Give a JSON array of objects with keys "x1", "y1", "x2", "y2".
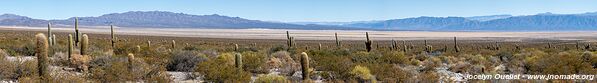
[
  {"x1": 309, "y1": 51, "x2": 353, "y2": 80},
  {"x1": 167, "y1": 51, "x2": 207, "y2": 71},
  {"x1": 20, "y1": 60, "x2": 39, "y2": 79},
  {"x1": 380, "y1": 51, "x2": 409, "y2": 64},
  {"x1": 526, "y1": 51, "x2": 595, "y2": 74},
  {"x1": 241, "y1": 51, "x2": 267, "y2": 74},
  {"x1": 364, "y1": 63, "x2": 411, "y2": 82},
  {"x1": 88, "y1": 55, "x2": 172, "y2": 82},
  {"x1": 254, "y1": 74, "x2": 289, "y2": 83},
  {"x1": 195, "y1": 57, "x2": 251, "y2": 82},
  {"x1": 351, "y1": 51, "x2": 380, "y2": 63},
  {"x1": 0, "y1": 57, "x2": 17, "y2": 79},
  {"x1": 350, "y1": 65, "x2": 375, "y2": 82}
]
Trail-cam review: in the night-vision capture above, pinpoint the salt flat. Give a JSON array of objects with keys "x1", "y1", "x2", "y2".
[{"x1": 2, "y1": 26, "x2": 597, "y2": 41}]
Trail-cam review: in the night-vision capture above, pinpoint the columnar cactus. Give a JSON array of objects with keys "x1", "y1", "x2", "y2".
[
  {"x1": 111, "y1": 25, "x2": 116, "y2": 49},
  {"x1": 426, "y1": 45, "x2": 433, "y2": 52},
  {"x1": 318, "y1": 43, "x2": 322, "y2": 50},
  {"x1": 171, "y1": 40, "x2": 176, "y2": 49},
  {"x1": 402, "y1": 40, "x2": 408, "y2": 52},
  {"x1": 234, "y1": 53, "x2": 243, "y2": 70},
  {"x1": 305, "y1": 46, "x2": 309, "y2": 50},
  {"x1": 290, "y1": 37, "x2": 295, "y2": 48},
  {"x1": 80, "y1": 34, "x2": 89, "y2": 55},
  {"x1": 128, "y1": 53, "x2": 135, "y2": 71},
  {"x1": 547, "y1": 43, "x2": 552, "y2": 49},
  {"x1": 585, "y1": 43, "x2": 591, "y2": 50},
  {"x1": 68, "y1": 34, "x2": 73, "y2": 59},
  {"x1": 300, "y1": 52, "x2": 310, "y2": 80},
  {"x1": 576, "y1": 42, "x2": 580, "y2": 50},
  {"x1": 391, "y1": 39, "x2": 397, "y2": 50},
  {"x1": 454, "y1": 37, "x2": 460, "y2": 52},
  {"x1": 47, "y1": 23, "x2": 53, "y2": 46},
  {"x1": 52, "y1": 34, "x2": 56, "y2": 46},
  {"x1": 35, "y1": 33, "x2": 50, "y2": 81},
  {"x1": 136, "y1": 45, "x2": 141, "y2": 53},
  {"x1": 234, "y1": 44, "x2": 239, "y2": 52},
  {"x1": 443, "y1": 45, "x2": 448, "y2": 52},
  {"x1": 147, "y1": 41, "x2": 151, "y2": 48},
  {"x1": 74, "y1": 17, "x2": 80, "y2": 46},
  {"x1": 286, "y1": 31, "x2": 292, "y2": 48},
  {"x1": 335, "y1": 32, "x2": 341, "y2": 48},
  {"x1": 424, "y1": 40, "x2": 428, "y2": 47},
  {"x1": 495, "y1": 42, "x2": 500, "y2": 50},
  {"x1": 365, "y1": 32, "x2": 372, "y2": 52}
]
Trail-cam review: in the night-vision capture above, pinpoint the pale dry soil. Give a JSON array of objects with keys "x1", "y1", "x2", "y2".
[{"x1": 3, "y1": 26, "x2": 597, "y2": 41}]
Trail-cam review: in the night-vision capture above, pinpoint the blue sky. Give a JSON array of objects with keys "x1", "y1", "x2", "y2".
[{"x1": 1, "y1": 0, "x2": 597, "y2": 22}]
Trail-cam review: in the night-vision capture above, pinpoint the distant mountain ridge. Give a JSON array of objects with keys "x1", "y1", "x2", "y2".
[
  {"x1": 1, "y1": 11, "x2": 597, "y2": 31},
  {"x1": 336, "y1": 12, "x2": 597, "y2": 31},
  {"x1": 0, "y1": 11, "x2": 357, "y2": 30}
]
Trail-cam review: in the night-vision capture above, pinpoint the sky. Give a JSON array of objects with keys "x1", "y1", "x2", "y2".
[{"x1": 1, "y1": 0, "x2": 597, "y2": 22}]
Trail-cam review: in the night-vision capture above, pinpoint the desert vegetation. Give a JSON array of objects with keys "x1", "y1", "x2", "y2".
[{"x1": 0, "y1": 21, "x2": 596, "y2": 82}]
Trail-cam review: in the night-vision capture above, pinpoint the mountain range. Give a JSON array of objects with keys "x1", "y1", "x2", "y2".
[
  {"x1": 0, "y1": 11, "x2": 357, "y2": 30},
  {"x1": 330, "y1": 12, "x2": 597, "y2": 31},
  {"x1": 1, "y1": 11, "x2": 597, "y2": 31}
]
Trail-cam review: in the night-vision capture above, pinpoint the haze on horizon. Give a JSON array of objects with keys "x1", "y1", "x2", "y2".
[{"x1": 1, "y1": 0, "x2": 597, "y2": 22}]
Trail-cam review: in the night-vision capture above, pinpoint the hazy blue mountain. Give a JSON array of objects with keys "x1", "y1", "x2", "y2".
[
  {"x1": 0, "y1": 11, "x2": 357, "y2": 30},
  {"x1": 345, "y1": 17, "x2": 472, "y2": 30},
  {"x1": 289, "y1": 20, "x2": 383, "y2": 26},
  {"x1": 0, "y1": 14, "x2": 47, "y2": 26},
  {"x1": 576, "y1": 12, "x2": 597, "y2": 16},
  {"x1": 336, "y1": 12, "x2": 597, "y2": 31},
  {"x1": 465, "y1": 14, "x2": 512, "y2": 21},
  {"x1": 442, "y1": 15, "x2": 597, "y2": 31},
  {"x1": 2, "y1": 11, "x2": 597, "y2": 31}
]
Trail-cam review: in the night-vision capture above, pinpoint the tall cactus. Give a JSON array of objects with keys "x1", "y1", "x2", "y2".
[
  {"x1": 365, "y1": 32, "x2": 372, "y2": 52},
  {"x1": 300, "y1": 52, "x2": 310, "y2": 80},
  {"x1": 35, "y1": 33, "x2": 50, "y2": 81},
  {"x1": 402, "y1": 40, "x2": 408, "y2": 52},
  {"x1": 286, "y1": 31, "x2": 293, "y2": 48},
  {"x1": 588, "y1": 43, "x2": 593, "y2": 50},
  {"x1": 424, "y1": 40, "x2": 428, "y2": 47},
  {"x1": 391, "y1": 39, "x2": 398, "y2": 50},
  {"x1": 47, "y1": 23, "x2": 53, "y2": 46},
  {"x1": 335, "y1": 33, "x2": 341, "y2": 48},
  {"x1": 136, "y1": 45, "x2": 141, "y2": 53},
  {"x1": 147, "y1": 40, "x2": 151, "y2": 48},
  {"x1": 51, "y1": 34, "x2": 56, "y2": 46},
  {"x1": 234, "y1": 44, "x2": 239, "y2": 52},
  {"x1": 318, "y1": 43, "x2": 322, "y2": 50},
  {"x1": 68, "y1": 34, "x2": 73, "y2": 59},
  {"x1": 495, "y1": 42, "x2": 500, "y2": 50},
  {"x1": 128, "y1": 53, "x2": 135, "y2": 71},
  {"x1": 454, "y1": 37, "x2": 460, "y2": 52},
  {"x1": 426, "y1": 45, "x2": 433, "y2": 52},
  {"x1": 290, "y1": 37, "x2": 295, "y2": 48},
  {"x1": 111, "y1": 25, "x2": 116, "y2": 49},
  {"x1": 74, "y1": 17, "x2": 80, "y2": 46},
  {"x1": 576, "y1": 42, "x2": 580, "y2": 50},
  {"x1": 547, "y1": 43, "x2": 552, "y2": 49},
  {"x1": 81, "y1": 34, "x2": 89, "y2": 55},
  {"x1": 171, "y1": 40, "x2": 176, "y2": 49},
  {"x1": 235, "y1": 53, "x2": 243, "y2": 70}
]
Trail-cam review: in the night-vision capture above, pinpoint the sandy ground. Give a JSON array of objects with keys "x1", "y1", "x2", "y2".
[{"x1": 3, "y1": 26, "x2": 597, "y2": 41}]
